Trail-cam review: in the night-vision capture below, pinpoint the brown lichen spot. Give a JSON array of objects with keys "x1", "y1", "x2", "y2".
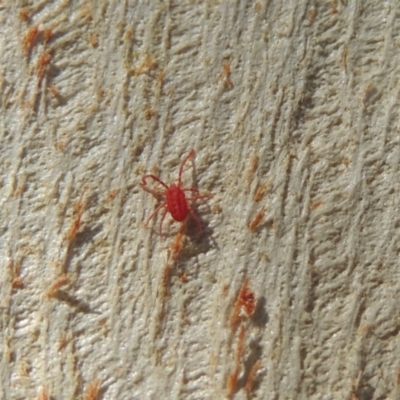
[
  {"x1": 108, "y1": 189, "x2": 119, "y2": 201},
  {"x1": 54, "y1": 141, "x2": 66, "y2": 152},
  {"x1": 249, "y1": 209, "x2": 264, "y2": 231},
  {"x1": 66, "y1": 195, "x2": 87, "y2": 244},
  {"x1": 83, "y1": 379, "x2": 101, "y2": 400},
  {"x1": 23, "y1": 25, "x2": 39, "y2": 53},
  {"x1": 308, "y1": 9, "x2": 317, "y2": 23},
  {"x1": 58, "y1": 333, "x2": 70, "y2": 351},
  {"x1": 222, "y1": 62, "x2": 233, "y2": 89},
  {"x1": 14, "y1": 175, "x2": 26, "y2": 196},
  {"x1": 144, "y1": 104, "x2": 158, "y2": 120},
  {"x1": 48, "y1": 85, "x2": 59, "y2": 97},
  {"x1": 310, "y1": 199, "x2": 325, "y2": 210},
  {"x1": 223, "y1": 283, "x2": 230, "y2": 294},
  {"x1": 254, "y1": 2, "x2": 261, "y2": 12},
  {"x1": 11, "y1": 258, "x2": 23, "y2": 289},
  {"x1": 89, "y1": 34, "x2": 99, "y2": 47},
  {"x1": 162, "y1": 264, "x2": 172, "y2": 295},
  {"x1": 19, "y1": 9, "x2": 30, "y2": 21},
  {"x1": 124, "y1": 27, "x2": 134, "y2": 42},
  {"x1": 212, "y1": 204, "x2": 222, "y2": 214},
  {"x1": 247, "y1": 155, "x2": 259, "y2": 187},
  {"x1": 12, "y1": 278, "x2": 23, "y2": 290},
  {"x1": 253, "y1": 182, "x2": 268, "y2": 202},
  {"x1": 134, "y1": 56, "x2": 157, "y2": 76},
  {"x1": 178, "y1": 271, "x2": 189, "y2": 283},
  {"x1": 342, "y1": 157, "x2": 350, "y2": 167}
]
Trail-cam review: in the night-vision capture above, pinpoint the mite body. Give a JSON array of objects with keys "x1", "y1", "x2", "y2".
[{"x1": 140, "y1": 150, "x2": 210, "y2": 236}]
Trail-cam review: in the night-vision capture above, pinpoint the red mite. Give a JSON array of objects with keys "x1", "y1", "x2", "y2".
[{"x1": 140, "y1": 149, "x2": 210, "y2": 236}]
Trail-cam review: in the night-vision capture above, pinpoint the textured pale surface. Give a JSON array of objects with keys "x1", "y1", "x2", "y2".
[{"x1": 1, "y1": 1, "x2": 400, "y2": 399}]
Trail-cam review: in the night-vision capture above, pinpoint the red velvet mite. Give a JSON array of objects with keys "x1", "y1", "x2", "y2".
[{"x1": 140, "y1": 149, "x2": 210, "y2": 236}]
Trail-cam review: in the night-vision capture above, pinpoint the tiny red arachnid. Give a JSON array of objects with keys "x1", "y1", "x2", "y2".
[{"x1": 140, "y1": 149, "x2": 210, "y2": 236}]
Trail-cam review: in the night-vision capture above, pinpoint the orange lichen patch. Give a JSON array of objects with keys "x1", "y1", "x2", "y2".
[
  {"x1": 23, "y1": 25, "x2": 39, "y2": 53},
  {"x1": 88, "y1": 34, "x2": 99, "y2": 47},
  {"x1": 245, "y1": 360, "x2": 261, "y2": 397},
  {"x1": 108, "y1": 189, "x2": 119, "y2": 201},
  {"x1": 12, "y1": 277, "x2": 23, "y2": 290},
  {"x1": 37, "y1": 52, "x2": 52, "y2": 79},
  {"x1": 36, "y1": 387, "x2": 50, "y2": 400},
  {"x1": 247, "y1": 155, "x2": 259, "y2": 187},
  {"x1": 253, "y1": 182, "x2": 267, "y2": 202},
  {"x1": 83, "y1": 379, "x2": 101, "y2": 400},
  {"x1": 308, "y1": 9, "x2": 317, "y2": 23},
  {"x1": 231, "y1": 278, "x2": 256, "y2": 330},
  {"x1": 43, "y1": 28, "x2": 53, "y2": 44},
  {"x1": 222, "y1": 62, "x2": 233, "y2": 89},
  {"x1": 134, "y1": 56, "x2": 157, "y2": 76},
  {"x1": 227, "y1": 326, "x2": 246, "y2": 399},
  {"x1": 124, "y1": 27, "x2": 133, "y2": 42},
  {"x1": 66, "y1": 195, "x2": 87, "y2": 244},
  {"x1": 58, "y1": 333, "x2": 69, "y2": 351},
  {"x1": 310, "y1": 199, "x2": 325, "y2": 210},
  {"x1": 19, "y1": 9, "x2": 30, "y2": 21},
  {"x1": 45, "y1": 274, "x2": 69, "y2": 298},
  {"x1": 249, "y1": 209, "x2": 264, "y2": 231},
  {"x1": 254, "y1": 2, "x2": 261, "y2": 12},
  {"x1": 11, "y1": 258, "x2": 23, "y2": 290},
  {"x1": 168, "y1": 225, "x2": 186, "y2": 262}
]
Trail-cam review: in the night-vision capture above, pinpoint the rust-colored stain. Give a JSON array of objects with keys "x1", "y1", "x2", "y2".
[
  {"x1": 231, "y1": 278, "x2": 256, "y2": 330},
  {"x1": 83, "y1": 379, "x2": 101, "y2": 400},
  {"x1": 23, "y1": 25, "x2": 39, "y2": 53},
  {"x1": 249, "y1": 209, "x2": 265, "y2": 231}
]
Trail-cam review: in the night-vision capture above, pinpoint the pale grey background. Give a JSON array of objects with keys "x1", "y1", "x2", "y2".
[{"x1": 1, "y1": 1, "x2": 400, "y2": 399}]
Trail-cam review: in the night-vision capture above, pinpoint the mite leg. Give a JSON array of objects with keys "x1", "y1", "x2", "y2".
[
  {"x1": 185, "y1": 194, "x2": 211, "y2": 201},
  {"x1": 145, "y1": 202, "x2": 167, "y2": 226},
  {"x1": 159, "y1": 208, "x2": 168, "y2": 237},
  {"x1": 178, "y1": 149, "x2": 195, "y2": 185},
  {"x1": 141, "y1": 174, "x2": 169, "y2": 196}
]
